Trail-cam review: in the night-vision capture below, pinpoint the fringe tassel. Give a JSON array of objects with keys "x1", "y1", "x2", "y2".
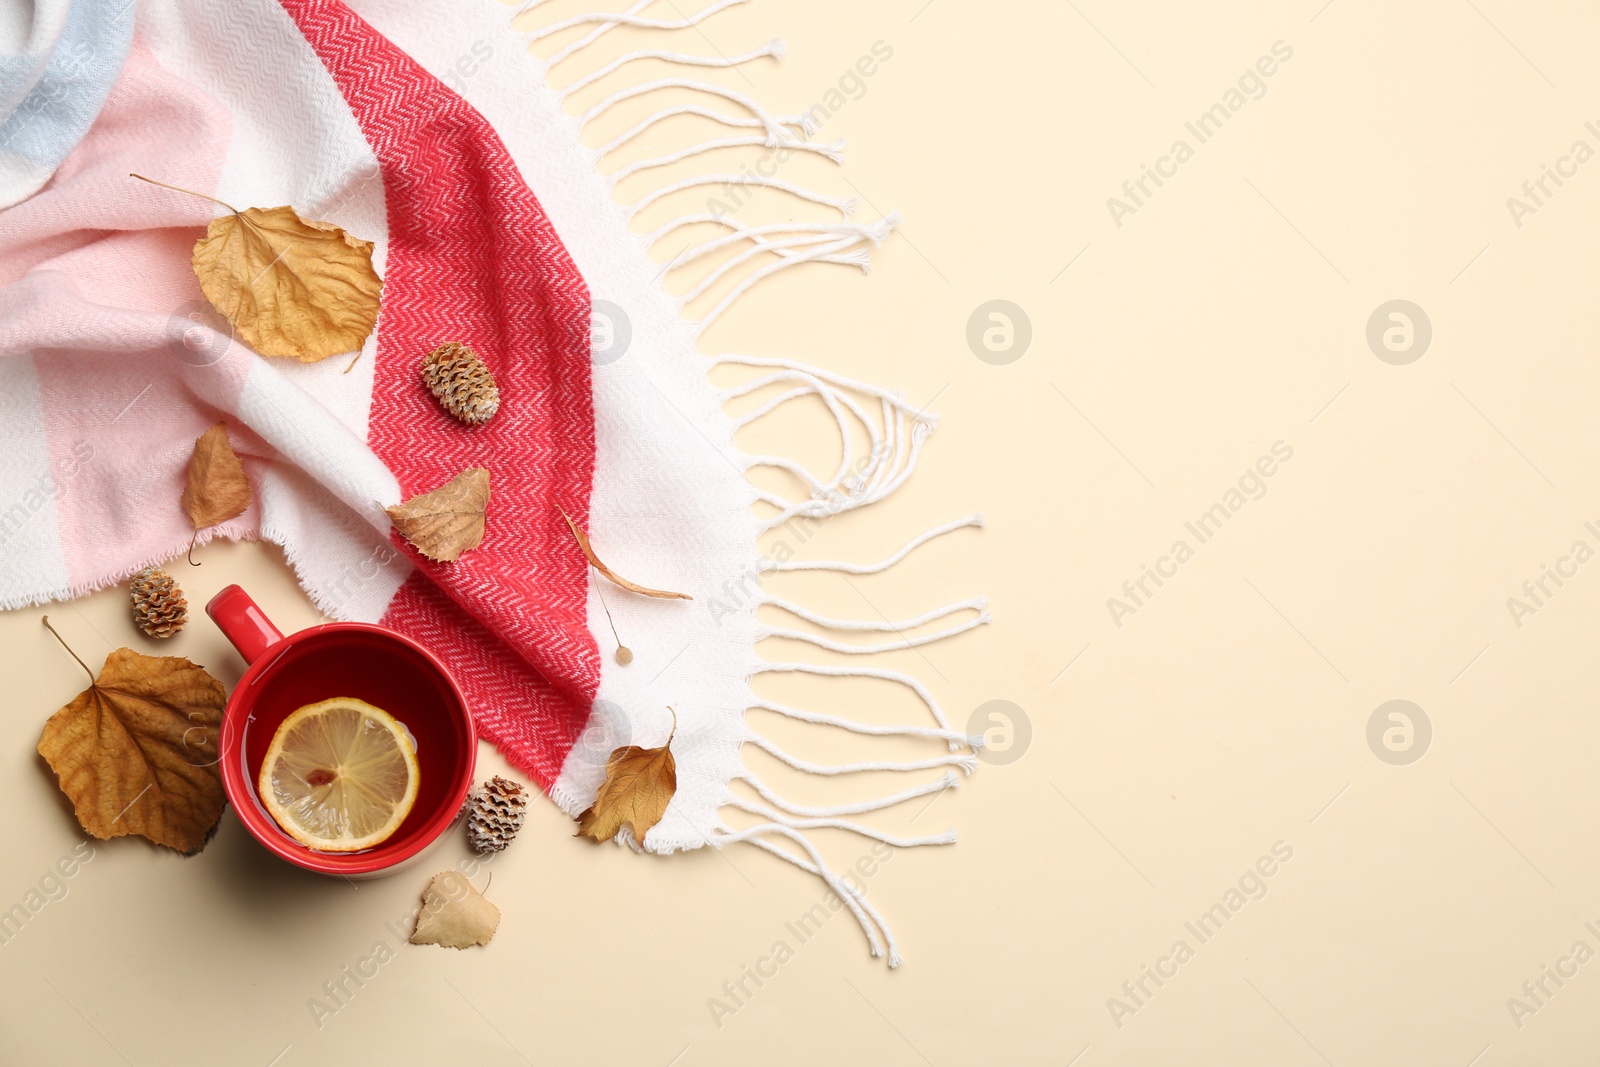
[
  {"x1": 541, "y1": 0, "x2": 651, "y2": 69},
  {"x1": 717, "y1": 823, "x2": 903, "y2": 966},
  {"x1": 734, "y1": 768, "x2": 960, "y2": 818},
  {"x1": 518, "y1": 0, "x2": 982, "y2": 968},
  {"x1": 725, "y1": 795, "x2": 956, "y2": 847},
  {"x1": 560, "y1": 39, "x2": 784, "y2": 98},
  {"x1": 761, "y1": 593, "x2": 987, "y2": 632},
  {"x1": 607, "y1": 134, "x2": 843, "y2": 183},
  {"x1": 763, "y1": 513, "x2": 985, "y2": 573},
  {"x1": 530, "y1": 0, "x2": 751, "y2": 47},
  {"x1": 750, "y1": 697, "x2": 982, "y2": 746},
  {"x1": 754, "y1": 661, "x2": 959, "y2": 737},
  {"x1": 714, "y1": 353, "x2": 944, "y2": 531},
  {"x1": 653, "y1": 218, "x2": 878, "y2": 263},
  {"x1": 680, "y1": 233, "x2": 870, "y2": 306},
  {"x1": 748, "y1": 735, "x2": 977, "y2": 777},
  {"x1": 584, "y1": 78, "x2": 794, "y2": 144},
  {"x1": 595, "y1": 104, "x2": 818, "y2": 159},
  {"x1": 628, "y1": 173, "x2": 856, "y2": 220},
  {"x1": 755, "y1": 615, "x2": 991, "y2": 655}
]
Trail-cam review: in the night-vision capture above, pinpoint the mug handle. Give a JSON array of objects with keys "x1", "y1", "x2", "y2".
[{"x1": 206, "y1": 585, "x2": 285, "y2": 666}]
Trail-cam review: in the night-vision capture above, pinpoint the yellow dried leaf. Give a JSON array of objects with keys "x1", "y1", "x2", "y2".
[
  {"x1": 134, "y1": 174, "x2": 380, "y2": 361},
  {"x1": 37, "y1": 625, "x2": 226, "y2": 855},
  {"x1": 410, "y1": 871, "x2": 500, "y2": 949},
  {"x1": 559, "y1": 507, "x2": 691, "y2": 600},
  {"x1": 182, "y1": 422, "x2": 251, "y2": 530},
  {"x1": 386, "y1": 468, "x2": 489, "y2": 562},
  {"x1": 191, "y1": 204, "x2": 381, "y2": 363},
  {"x1": 576, "y1": 709, "x2": 677, "y2": 845}
]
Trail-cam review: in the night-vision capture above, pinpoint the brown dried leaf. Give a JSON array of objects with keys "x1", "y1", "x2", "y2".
[
  {"x1": 386, "y1": 468, "x2": 489, "y2": 562},
  {"x1": 576, "y1": 710, "x2": 677, "y2": 845},
  {"x1": 559, "y1": 507, "x2": 691, "y2": 600},
  {"x1": 410, "y1": 871, "x2": 499, "y2": 949},
  {"x1": 37, "y1": 642, "x2": 226, "y2": 855},
  {"x1": 192, "y1": 204, "x2": 382, "y2": 362},
  {"x1": 182, "y1": 422, "x2": 251, "y2": 531}
]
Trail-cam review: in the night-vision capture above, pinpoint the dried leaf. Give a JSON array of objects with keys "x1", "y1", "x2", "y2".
[
  {"x1": 37, "y1": 630, "x2": 226, "y2": 855},
  {"x1": 134, "y1": 174, "x2": 380, "y2": 361},
  {"x1": 190, "y1": 203, "x2": 380, "y2": 363},
  {"x1": 192, "y1": 204, "x2": 381, "y2": 363},
  {"x1": 386, "y1": 468, "x2": 489, "y2": 562},
  {"x1": 410, "y1": 871, "x2": 499, "y2": 949},
  {"x1": 182, "y1": 422, "x2": 251, "y2": 531},
  {"x1": 559, "y1": 507, "x2": 691, "y2": 600},
  {"x1": 576, "y1": 710, "x2": 677, "y2": 845}
]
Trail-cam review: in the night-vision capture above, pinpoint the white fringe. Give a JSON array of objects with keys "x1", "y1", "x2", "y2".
[
  {"x1": 749, "y1": 735, "x2": 978, "y2": 777},
  {"x1": 627, "y1": 172, "x2": 857, "y2": 220},
  {"x1": 519, "y1": 0, "x2": 982, "y2": 968},
  {"x1": 725, "y1": 795, "x2": 956, "y2": 847},
  {"x1": 736, "y1": 768, "x2": 960, "y2": 818},
  {"x1": 755, "y1": 611, "x2": 991, "y2": 655},
  {"x1": 754, "y1": 661, "x2": 957, "y2": 735},
  {"x1": 682, "y1": 233, "x2": 869, "y2": 313},
  {"x1": 761, "y1": 593, "x2": 986, "y2": 633},
  {"x1": 607, "y1": 135, "x2": 843, "y2": 184},
  {"x1": 595, "y1": 105, "x2": 818, "y2": 159},
  {"x1": 750, "y1": 697, "x2": 982, "y2": 746},
  {"x1": 529, "y1": 0, "x2": 751, "y2": 45},
  {"x1": 717, "y1": 823, "x2": 903, "y2": 967},
  {"x1": 541, "y1": 0, "x2": 651, "y2": 69},
  {"x1": 713, "y1": 353, "x2": 943, "y2": 531},
  {"x1": 654, "y1": 217, "x2": 878, "y2": 263},
  {"x1": 584, "y1": 78, "x2": 794, "y2": 144},
  {"x1": 560, "y1": 39, "x2": 784, "y2": 98},
  {"x1": 763, "y1": 513, "x2": 985, "y2": 573}
]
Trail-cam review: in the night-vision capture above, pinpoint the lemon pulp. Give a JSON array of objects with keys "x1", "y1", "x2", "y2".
[{"x1": 258, "y1": 697, "x2": 420, "y2": 852}]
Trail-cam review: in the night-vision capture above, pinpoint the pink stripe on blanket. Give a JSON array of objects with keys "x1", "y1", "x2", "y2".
[
  {"x1": 22, "y1": 36, "x2": 258, "y2": 592},
  {"x1": 278, "y1": 0, "x2": 601, "y2": 789}
]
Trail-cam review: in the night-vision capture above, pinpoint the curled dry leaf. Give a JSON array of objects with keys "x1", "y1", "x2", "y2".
[
  {"x1": 410, "y1": 870, "x2": 499, "y2": 949},
  {"x1": 386, "y1": 468, "x2": 489, "y2": 562},
  {"x1": 132, "y1": 175, "x2": 381, "y2": 362},
  {"x1": 576, "y1": 708, "x2": 677, "y2": 845},
  {"x1": 559, "y1": 507, "x2": 691, "y2": 601},
  {"x1": 183, "y1": 422, "x2": 252, "y2": 530},
  {"x1": 37, "y1": 620, "x2": 226, "y2": 855}
]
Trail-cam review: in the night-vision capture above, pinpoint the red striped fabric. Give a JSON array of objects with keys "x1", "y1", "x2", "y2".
[{"x1": 279, "y1": 0, "x2": 601, "y2": 790}]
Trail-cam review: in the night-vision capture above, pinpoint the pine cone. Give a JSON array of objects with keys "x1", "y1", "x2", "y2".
[
  {"x1": 422, "y1": 342, "x2": 500, "y2": 426},
  {"x1": 130, "y1": 566, "x2": 187, "y2": 639},
  {"x1": 466, "y1": 775, "x2": 527, "y2": 854}
]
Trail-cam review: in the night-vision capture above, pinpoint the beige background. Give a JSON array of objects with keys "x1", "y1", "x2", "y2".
[{"x1": 5, "y1": 0, "x2": 1600, "y2": 1063}]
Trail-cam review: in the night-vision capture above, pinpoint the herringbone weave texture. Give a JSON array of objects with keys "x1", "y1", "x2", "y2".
[{"x1": 281, "y1": 0, "x2": 602, "y2": 789}]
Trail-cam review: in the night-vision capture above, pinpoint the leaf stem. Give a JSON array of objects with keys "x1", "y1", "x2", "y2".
[
  {"x1": 666, "y1": 705, "x2": 677, "y2": 746},
  {"x1": 128, "y1": 173, "x2": 239, "y2": 215},
  {"x1": 42, "y1": 616, "x2": 95, "y2": 684},
  {"x1": 594, "y1": 581, "x2": 631, "y2": 662},
  {"x1": 187, "y1": 529, "x2": 201, "y2": 566}
]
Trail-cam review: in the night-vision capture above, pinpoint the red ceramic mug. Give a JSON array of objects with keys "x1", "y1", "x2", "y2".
[{"x1": 206, "y1": 585, "x2": 476, "y2": 877}]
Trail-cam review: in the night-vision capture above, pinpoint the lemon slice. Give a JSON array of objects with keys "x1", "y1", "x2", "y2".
[{"x1": 258, "y1": 697, "x2": 420, "y2": 852}]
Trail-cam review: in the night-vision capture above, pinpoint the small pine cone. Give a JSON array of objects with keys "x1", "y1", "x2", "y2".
[
  {"x1": 422, "y1": 342, "x2": 500, "y2": 426},
  {"x1": 466, "y1": 775, "x2": 528, "y2": 854},
  {"x1": 130, "y1": 566, "x2": 187, "y2": 639}
]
